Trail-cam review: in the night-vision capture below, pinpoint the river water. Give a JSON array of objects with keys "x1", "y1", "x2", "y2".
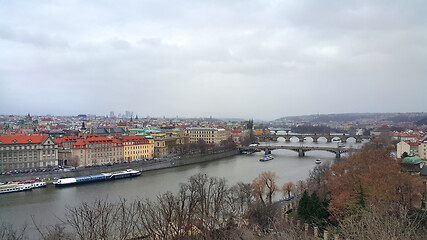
[{"x1": 0, "y1": 139, "x2": 362, "y2": 235}]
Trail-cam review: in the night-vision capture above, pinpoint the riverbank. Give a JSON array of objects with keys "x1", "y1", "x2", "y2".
[{"x1": 0, "y1": 150, "x2": 239, "y2": 183}]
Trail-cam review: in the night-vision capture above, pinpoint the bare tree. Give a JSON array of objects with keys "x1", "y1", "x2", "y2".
[
  {"x1": 252, "y1": 171, "x2": 278, "y2": 205},
  {"x1": 65, "y1": 199, "x2": 117, "y2": 240},
  {"x1": 334, "y1": 204, "x2": 426, "y2": 240},
  {"x1": 282, "y1": 182, "x2": 295, "y2": 199},
  {"x1": 0, "y1": 222, "x2": 27, "y2": 240},
  {"x1": 32, "y1": 216, "x2": 74, "y2": 240},
  {"x1": 68, "y1": 156, "x2": 80, "y2": 169},
  {"x1": 295, "y1": 180, "x2": 307, "y2": 199},
  {"x1": 307, "y1": 163, "x2": 330, "y2": 200},
  {"x1": 226, "y1": 182, "x2": 254, "y2": 217}
]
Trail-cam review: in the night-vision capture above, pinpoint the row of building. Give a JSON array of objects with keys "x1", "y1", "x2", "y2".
[{"x1": 0, "y1": 127, "x2": 237, "y2": 173}]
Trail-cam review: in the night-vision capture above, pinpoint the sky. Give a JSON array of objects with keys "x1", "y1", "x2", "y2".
[{"x1": 0, "y1": 0, "x2": 426, "y2": 120}]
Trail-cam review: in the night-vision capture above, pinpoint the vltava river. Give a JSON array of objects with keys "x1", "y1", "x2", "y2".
[{"x1": 0, "y1": 139, "x2": 361, "y2": 234}]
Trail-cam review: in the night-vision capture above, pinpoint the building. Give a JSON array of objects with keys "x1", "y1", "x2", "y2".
[
  {"x1": 152, "y1": 133, "x2": 188, "y2": 157},
  {"x1": 71, "y1": 137, "x2": 124, "y2": 167},
  {"x1": 0, "y1": 134, "x2": 58, "y2": 172},
  {"x1": 57, "y1": 149, "x2": 72, "y2": 166},
  {"x1": 391, "y1": 132, "x2": 420, "y2": 142},
  {"x1": 419, "y1": 140, "x2": 427, "y2": 160},
  {"x1": 115, "y1": 136, "x2": 154, "y2": 162},
  {"x1": 55, "y1": 133, "x2": 100, "y2": 149},
  {"x1": 401, "y1": 156, "x2": 423, "y2": 173},
  {"x1": 396, "y1": 141, "x2": 419, "y2": 158},
  {"x1": 370, "y1": 127, "x2": 390, "y2": 138},
  {"x1": 185, "y1": 128, "x2": 230, "y2": 145},
  {"x1": 397, "y1": 141, "x2": 411, "y2": 158},
  {"x1": 85, "y1": 127, "x2": 128, "y2": 136}
]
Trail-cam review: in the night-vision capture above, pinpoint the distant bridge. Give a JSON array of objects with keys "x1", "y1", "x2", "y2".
[
  {"x1": 239, "y1": 145, "x2": 357, "y2": 158},
  {"x1": 256, "y1": 134, "x2": 370, "y2": 143},
  {"x1": 268, "y1": 128, "x2": 292, "y2": 134}
]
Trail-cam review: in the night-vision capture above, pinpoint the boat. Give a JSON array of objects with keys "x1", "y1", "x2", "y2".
[
  {"x1": 315, "y1": 159, "x2": 321, "y2": 164},
  {"x1": 53, "y1": 169, "x2": 141, "y2": 187},
  {"x1": 32, "y1": 181, "x2": 47, "y2": 188},
  {"x1": 260, "y1": 155, "x2": 274, "y2": 162},
  {"x1": 338, "y1": 143, "x2": 345, "y2": 147},
  {"x1": 17, "y1": 180, "x2": 47, "y2": 188},
  {"x1": 0, "y1": 183, "x2": 34, "y2": 194},
  {"x1": 104, "y1": 169, "x2": 141, "y2": 180}
]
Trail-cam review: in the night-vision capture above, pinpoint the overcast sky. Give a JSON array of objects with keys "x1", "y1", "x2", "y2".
[{"x1": 0, "y1": 0, "x2": 426, "y2": 120}]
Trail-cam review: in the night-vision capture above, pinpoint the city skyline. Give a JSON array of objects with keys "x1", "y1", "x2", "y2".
[{"x1": 1, "y1": 1, "x2": 426, "y2": 120}]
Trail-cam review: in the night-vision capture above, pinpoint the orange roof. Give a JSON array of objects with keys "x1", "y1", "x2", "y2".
[
  {"x1": 391, "y1": 132, "x2": 418, "y2": 137},
  {"x1": 404, "y1": 141, "x2": 420, "y2": 146},
  {"x1": 0, "y1": 134, "x2": 48, "y2": 144},
  {"x1": 73, "y1": 137, "x2": 122, "y2": 148},
  {"x1": 55, "y1": 133, "x2": 100, "y2": 143}
]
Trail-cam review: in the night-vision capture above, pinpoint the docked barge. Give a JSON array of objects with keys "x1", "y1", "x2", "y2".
[{"x1": 53, "y1": 169, "x2": 141, "y2": 186}]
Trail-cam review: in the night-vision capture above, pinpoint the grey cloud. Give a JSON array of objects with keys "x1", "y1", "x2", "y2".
[
  {"x1": 0, "y1": 0, "x2": 426, "y2": 119},
  {"x1": 0, "y1": 27, "x2": 69, "y2": 49}
]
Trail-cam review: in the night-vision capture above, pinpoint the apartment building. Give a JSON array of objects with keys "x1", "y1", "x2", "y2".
[
  {"x1": 151, "y1": 131, "x2": 189, "y2": 157},
  {"x1": 55, "y1": 133, "x2": 100, "y2": 149},
  {"x1": 115, "y1": 136, "x2": 154, "y2": 161},
  {"x1": 397, "y1": 141, "x2": 411, "y2": 158},
  {"x1": 0, "y1": 134, "x2": 58, "y2": 172},
  {"x1": 185, "y1": 128, "x2": 230, "y2": 145},
  {"x1": 419, "y1": 141, "x2": 427, "y2": 160},
  {"x1": 71, "y1": 137, "x2": 124, "y2": 167}
]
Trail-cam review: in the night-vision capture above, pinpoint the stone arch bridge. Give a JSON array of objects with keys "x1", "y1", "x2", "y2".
[
  {"x1": 257, "y1": 134, "x2": 369, "y2": 143},
  {"x1": 239, "y1": 145, "x2": 356, "y2": 158}
]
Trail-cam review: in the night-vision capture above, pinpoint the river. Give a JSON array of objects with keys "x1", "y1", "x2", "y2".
[{"x1": 0, "y1": 139, "x2": 362, "y2": 237}]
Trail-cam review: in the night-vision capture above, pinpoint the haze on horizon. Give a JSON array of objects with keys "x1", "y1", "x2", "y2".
[{"x1": 0, "y1": 0, "x2": 426, "y2": 121}]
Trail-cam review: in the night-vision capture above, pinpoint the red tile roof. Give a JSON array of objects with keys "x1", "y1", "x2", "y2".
[
  {"x1": 73, "y1": 137, "x2": 122, "y2": 149},
  {"x1": 0, "y1": 134, "x2": 48, "y2": 144},
  {"x1": 55, "y1": 133, "x2": 101, "y2": 144},
  {"x1": 404, "y1": 141, "x2": 420, "y2": 146}
]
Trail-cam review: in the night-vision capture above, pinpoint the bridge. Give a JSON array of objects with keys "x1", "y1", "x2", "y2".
[
  {"x1": 268, "y1": 128, "x2": 292, "y2": 134},
  {"x1": 239, "y1": 145, "x2": 356, "y2": 158},
  {"x1": 256, "y1": 133, "x2": 370, "y2": 143}
]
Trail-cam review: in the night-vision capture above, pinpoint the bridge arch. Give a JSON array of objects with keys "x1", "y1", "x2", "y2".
[
  {"x1": 315, "y1": 136, "x2": 328, "y2": 143},
  {"x1": 289, "y1": 136, "x2": 301, "y2": 142},
  {"x1": 304, "y1": 149, "x2": 337, "y2": 157},
  {"x1": 331, "y1": 137, "x2": 342, "y2": 142},
  {"x1": 276, "y1": 136, "x2": 286, "y2": 142}
]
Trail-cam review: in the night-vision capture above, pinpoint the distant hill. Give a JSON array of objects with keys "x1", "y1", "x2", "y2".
[
  {"x1": 218, "y1": 118, "x2": 246, "y2": 122},
  {"x1": 275, "y1": 112, "x2": 427, "y2": 123},
  {"x1": 416, "y1": 116, "x2": 427, "y2": 126}
]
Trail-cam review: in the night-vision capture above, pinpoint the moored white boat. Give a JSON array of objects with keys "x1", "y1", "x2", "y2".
[
  {"x1": 16, "y1": 180, "x2": 47, "y2": 188},
  {"x1": 32, "y1": 181, "x2": 47, "y2": 188},
  {"x1": 105, "y1": 169, "x2": 141, "y2": 180},
  {"x1": 0, "y1": 183, "x2": 34, "y2": 194}
]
